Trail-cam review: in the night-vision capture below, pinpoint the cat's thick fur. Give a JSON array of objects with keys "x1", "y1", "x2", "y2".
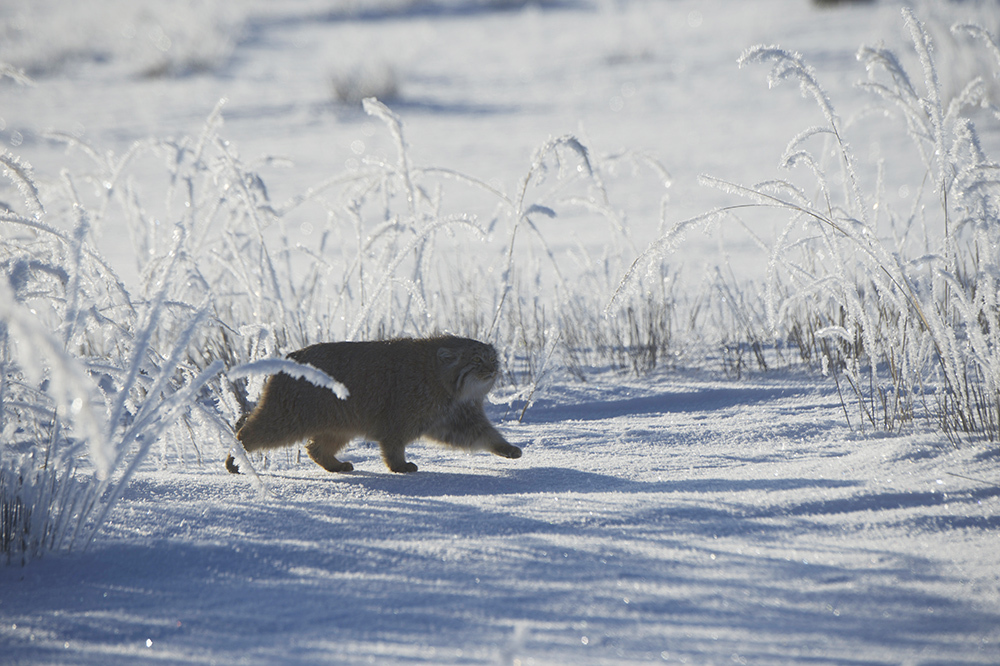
[{"x1": 226, "y1": 336, "x2": 521, "y2": 474}]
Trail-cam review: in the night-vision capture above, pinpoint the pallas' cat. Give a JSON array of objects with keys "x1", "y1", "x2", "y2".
[{"x1": 226, "y1": 336, "x2": 521, "y2": 474}]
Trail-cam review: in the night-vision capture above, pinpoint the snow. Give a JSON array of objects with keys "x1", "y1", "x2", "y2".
[
  {"x1": 4, "y1": 370, "x2": 999, "y2": 664},
  {"x1": 2, "y1": 0, "x2": 1000, "y2": 664}
]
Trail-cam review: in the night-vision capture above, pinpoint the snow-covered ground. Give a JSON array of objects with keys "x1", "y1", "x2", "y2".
[
  {"x1": 4, "y1": 369, "x2": 999, "y2": 664},
  {"x1": 2, "y1": 0, "x2": 1000, "y2": 664}
]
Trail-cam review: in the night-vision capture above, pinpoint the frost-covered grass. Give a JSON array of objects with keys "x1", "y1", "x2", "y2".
[
  {"x1": 618, "y1": 7, "x2": 1000, "y2": 442},
  {"x1": 0, "y1": 142, "x2": 219, "y2": 564},
  {"x1": 751, "y1": 10, "x2": 1000, "y2": 442}
]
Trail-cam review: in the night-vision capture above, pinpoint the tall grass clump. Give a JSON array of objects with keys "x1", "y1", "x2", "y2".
[
  {"x1": 1, "y1": 92, "x2": 383, "y2": 561},
  {"x1": 0, "y1": 140, "x2": 227, "y2": 563},
  {"x1": 619, "y1": 8, "x2": 1000, "y2": 442}
]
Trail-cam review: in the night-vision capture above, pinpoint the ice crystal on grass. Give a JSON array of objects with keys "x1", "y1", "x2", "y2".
[{"x1": 0, "y1": 152, "x2": 43, "y2": 219}]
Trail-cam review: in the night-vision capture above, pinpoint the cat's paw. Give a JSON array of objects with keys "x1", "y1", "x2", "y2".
[{"x1": 494, "y1": 443, "x2": 522, "y2": 459}]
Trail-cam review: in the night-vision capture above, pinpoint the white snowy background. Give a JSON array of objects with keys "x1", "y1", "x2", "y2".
[{"x1": 1, "y1": 0, "x2": 999, "y2": 664}]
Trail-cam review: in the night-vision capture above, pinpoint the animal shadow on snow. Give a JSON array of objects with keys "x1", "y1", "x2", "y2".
[
  {"x1": 337, "y1": 465, "x2": 860, "y2": 499},
  {"x1": 521, "y1": 385, "x2": 814, "y2": 423}
]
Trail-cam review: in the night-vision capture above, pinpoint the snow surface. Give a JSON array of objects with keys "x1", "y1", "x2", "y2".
[
  {"x1": 2, "y1": 0, "x2": 1000, "y2": 664},
  {"x1": 3, "y1": 370, "x2": 999, "y2": 664}
]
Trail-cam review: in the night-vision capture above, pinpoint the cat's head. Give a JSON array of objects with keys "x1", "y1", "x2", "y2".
[{"x1": 436, "y1": 337, "x2": 499, "y2": 402}]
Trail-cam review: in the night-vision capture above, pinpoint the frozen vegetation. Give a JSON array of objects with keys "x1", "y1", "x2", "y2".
[{"x1": 1, "y1": 0, "x2": 999, "y2": 664}]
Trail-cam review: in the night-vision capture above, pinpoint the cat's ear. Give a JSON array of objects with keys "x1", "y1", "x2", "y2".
[{"x1": 438, "y1": 347, "x2": 460, "y2": 366}]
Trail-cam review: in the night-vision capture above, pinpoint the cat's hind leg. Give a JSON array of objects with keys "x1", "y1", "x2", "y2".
[{"x1": 306, "y1": 431, "x2": 355, "y2": 473}]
